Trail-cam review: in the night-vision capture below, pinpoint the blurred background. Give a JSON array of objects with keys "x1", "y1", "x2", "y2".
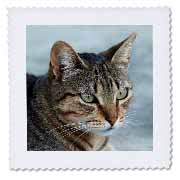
[{"x1": 26, "y1": 25, "x2": 153, "y2": 151}]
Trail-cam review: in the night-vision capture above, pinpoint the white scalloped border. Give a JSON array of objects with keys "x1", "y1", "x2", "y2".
[
  {"x1": 8, "y1": 7, "x2": 173, "y2": 171},
  {"x1": 169, "y1": 8, "x2": 173, "y2": 169}
]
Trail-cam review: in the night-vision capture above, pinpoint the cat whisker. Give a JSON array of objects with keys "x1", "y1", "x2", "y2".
[
  {"x1": 127, "y1": 116, "x2": 138, "y2": 119},
  {"x1": 48, "y1": 121, "x2": 89, "y2": 139},
  {"x1": 125, "y1": 117, "x2": 137, "y2": 122},
  {"x1": 128, "y1": 110, "x2": 137, "y2": 112},
  {"x1": 119, "y1": 119, "x2": 140, "y2": 128},
  {"x1": 127, "y1": 112, "x2": 137, "y2": 114},
  {"x1": 58, "y1": 125, "x2": 89, "y2": 142},
  {"x1": 126, "y1": 114, "x2": 136, "y2": 117},
  {"x1": 69, "y1": 129, "x2": 90, "y2": 148},
  {"x1": 126, "y1": 115, "x2": 136, "y2": 118},
  {"x1": 126, "y1": 111, "x2": 137, "y2": 114},
  {"x1": 126, "y1": 113, "x2": 137, "y2": 117},
  {"x1": 125, "y1": 117, "x2": 136, "y2": 121},
  {"x1": 48, "y1": 122, "x2": 84, "y2": 133},
  {"x1": 53, "y1": 126, "x2": 79, "y2": 139},
  {"x1": 61, "y1": 128, "x2": 80, "y2": 138},
  {"x1": 49, "y1": 126, "x2": 73, "y2": 136},
  {"x1": 66, "y1": 124, "x2": 88, "y2": 135},
  {"x1": 123, "y1": 122, "x2": 138, "y2": 127}
]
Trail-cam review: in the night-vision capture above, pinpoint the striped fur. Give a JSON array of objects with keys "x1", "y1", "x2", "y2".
[{"x1": 27, "y1": 33, "x2": 137, "y2": 151}]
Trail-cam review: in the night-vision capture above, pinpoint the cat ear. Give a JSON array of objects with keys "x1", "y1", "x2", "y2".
[
  {"x1": 49, "y1": 41, "x2": 88, "y2": 79},
  {"x1": 99, "y1": 32, "x2": 137, "y2": 66}
]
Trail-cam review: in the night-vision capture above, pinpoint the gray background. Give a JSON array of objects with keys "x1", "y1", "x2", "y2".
[{"x1": 27, "y1": 25, "x2": 153, "y2": 151}]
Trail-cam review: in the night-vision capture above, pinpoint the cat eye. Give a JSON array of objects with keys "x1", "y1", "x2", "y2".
[
  {"x1": 116, "y1": 88, "x2": 128, "y2": 100},
  {"x1": 80, "y1": 94, "x2": 95, "y2": 103}
]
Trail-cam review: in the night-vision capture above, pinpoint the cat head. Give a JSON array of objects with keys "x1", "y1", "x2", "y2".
[{"x1": 48, "y1": 33, "x2": 137, "y2": 136}]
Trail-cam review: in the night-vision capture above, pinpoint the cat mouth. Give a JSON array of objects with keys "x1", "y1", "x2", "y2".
[{"x1": 76, "y1": 118, "x2": 125, "y2": 136}]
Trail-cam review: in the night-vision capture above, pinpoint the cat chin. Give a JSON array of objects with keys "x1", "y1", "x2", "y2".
[{"x1": 89, "y1": 127, "x2": 119, "y2": 137}]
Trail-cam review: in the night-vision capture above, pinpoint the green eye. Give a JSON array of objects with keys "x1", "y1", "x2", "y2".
[
  {"x1": 80, "y1": 94, "x2": 95, "y2": 103},
  {"x1": 116, "y1": 88, "x2": 128, "y2": 100}
]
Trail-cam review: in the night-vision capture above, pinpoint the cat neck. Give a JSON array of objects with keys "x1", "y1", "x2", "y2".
[{"x1": 57, "y1": 125, "x2": 111, "y2": 151}]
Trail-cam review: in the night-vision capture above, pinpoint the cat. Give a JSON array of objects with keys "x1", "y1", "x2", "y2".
[{"x1": 27, "y1": 32, "x2": 137, "y2": 151}]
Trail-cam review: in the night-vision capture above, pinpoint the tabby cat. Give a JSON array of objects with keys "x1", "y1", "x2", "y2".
[{"x1": 27, "y1": 32, "x2": 137, "y2": 151}]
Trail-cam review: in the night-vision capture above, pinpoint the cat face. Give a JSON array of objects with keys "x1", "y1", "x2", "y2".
[{"x1": 48, "y1": 33, "x2": 137, "y2": 136}]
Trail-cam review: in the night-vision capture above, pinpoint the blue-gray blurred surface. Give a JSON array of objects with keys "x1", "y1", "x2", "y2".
[{"x1": 27, "y1": 25, "x2": 153, "y2": 151}]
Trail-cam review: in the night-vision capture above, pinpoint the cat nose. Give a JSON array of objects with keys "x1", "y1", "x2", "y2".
[
  {"x1": 104, "y1": 112, "x2": 118, "y2": 127},
  {"x1": 101, "y1": 104, "x2": 118, "y2": 127},
  {"x1": 106, "y1": 117, "x2": 117, "y2": 127}
]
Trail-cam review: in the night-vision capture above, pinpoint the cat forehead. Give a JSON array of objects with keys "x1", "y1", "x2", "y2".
[
  {"x1": 61, "y1": 52, "x2": 129, "y2": 93},
  {"x1": 62, "y1": 62, "x2": 128, "y2": 90},
  {"x1": 68, "y1": 68, "x2": 128, "y2": 94}
]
